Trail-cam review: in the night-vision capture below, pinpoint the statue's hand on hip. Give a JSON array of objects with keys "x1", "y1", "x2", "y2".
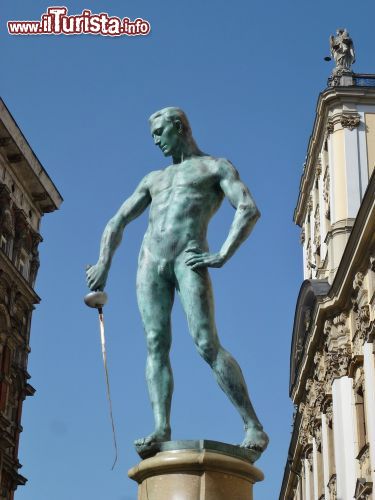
[
  {"x1": 86, "y1": 262, "x2": 109, "y2": 291},
  {"x1": 185, "y1": 249, "x2": 226, "y2": 270}
]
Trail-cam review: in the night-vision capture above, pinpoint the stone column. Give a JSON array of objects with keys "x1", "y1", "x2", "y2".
[
  {"x1": 298, "y1": 476, "x2": 304, "y2": 500},
  {"x1": 128, "y1": 441, "x2": 264, "y2": 500},
  {"x1": 312, "y1": 440, "x2": 319, "y2": 500},
  {"x1": 332, "y1": 376, "x2": 357, "y2": 499},
  {"x1": 304, "y1": 457, "x2": 314, "y2": 500},
  {"x1": 312, "y1": 436, "x2": 323, "y2": 500}
]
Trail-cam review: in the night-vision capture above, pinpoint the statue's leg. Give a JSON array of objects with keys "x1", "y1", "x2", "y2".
[
  {"x1": 174, "y1": 257, "x2": 268, "y2": 452},
  {"x1": 135, "y1": 252, "x2": 175, "y2": 447}
]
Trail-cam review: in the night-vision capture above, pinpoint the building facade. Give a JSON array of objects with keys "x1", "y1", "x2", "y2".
[
  {"x1": 280, "y1": 60, "x2": 375, "y2": 497},
  {"x1": 0, "y1": 99, "x2": 62, "y2": 499}
]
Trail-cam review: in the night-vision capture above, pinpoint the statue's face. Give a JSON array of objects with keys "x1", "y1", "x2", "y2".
[{"x1": 150, "y1": 116, "x2": 182, "y2": 157}]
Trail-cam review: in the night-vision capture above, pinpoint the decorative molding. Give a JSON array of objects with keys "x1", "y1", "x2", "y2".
[
  {"x1": 326, "y1": 345, "x2": 352, "y2": 380},
  {"x1": 324, "y1": 319, "x2": 333, "y2": 337},
  {"x1": 329, "y1": 74, "x2": 341, "y2": 87},
  {"x1": 299, "y1": 402, "x2": 313, "y2": 447},
  {"x1": 304, "y1": 308, "x2": 312, "y2": 333},
  {"x1": 353, "y1": 327, "x2": 366, "y2": 357},
  {"x1": 325, "y1": 400, "x2": 333, "y2": 425},
  {"x1": 352, "y1": 271, "x2": 371, "y2": 347},
  {"x1": 314, "y1": 204, "x2": 321, "y2": 248},
  {"x1": 330, "y1": 312, "x2": 350, "y2": 346},
  {"x1": 340, "y1": 112, "x2": 361, "y2": 130},
  {"x1": 354, "y1": 477, "x2": 373, "y2": 500},
  {"x1": 307, "y1": 195, "x2": 313, "y2": 215},
  {"x1": 333, "y1": 312, "x2": 348, "y2": 328},
  {"x1": 315, "y1": 351, "x2": 328, "y2": 388},
  {"x1": 354, "y1": 446, "x2": 373, "y2": 500},
  {"x1": 323, "y1": 313, "x2": 352, "y2": 380},
  {"x1": 306, "y1": 239, "x2": 313, "y2": 277},
  {"x1": 352, "y1": 365, "x2": 365, "y2": 391},
  {"x1": 299, "y1": 376, "x2": 325, "y2": 448},
  {"x1": 314, "y1": 423, "x2": 322, "y2": 450},
  {"x1": 307, "y1": 450, "x2": 313, "y2": 471},
  {"x1": 305, "y1": 378, "x2": 313, "y2": 392},
  {"x1": 328, "y1": 474, "x2": 337, "y2": 500},
  {"x1": 0, "y1": 185, "x2": 15, "y2": 238},
  {"x1": 353, "y1": 272, "x2": 365, "y2": 294},
  {"x1": 315, "y1": 159, "x2": 322, "y2": 178},
  {"x1": 326, "y1": 119, "x2": 334, "y2": 135},
  {"x1": 323, "y1": 168, "x2": 330, "y2": 219},
  {"x1": 314, "y1": 351, "x2": 322, "y2": 365}
]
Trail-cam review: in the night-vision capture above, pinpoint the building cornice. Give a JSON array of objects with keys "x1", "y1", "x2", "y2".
[
  {"x1": 293, "y1": 83, "x2": 375, "y2": 227},
  {"x1": 0, "y1": 99, "x2": 63, "y2": 214}
]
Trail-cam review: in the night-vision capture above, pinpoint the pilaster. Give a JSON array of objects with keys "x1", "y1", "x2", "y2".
[{"x1": 332, "y1": 377, "x2": 357, "y2": 499}]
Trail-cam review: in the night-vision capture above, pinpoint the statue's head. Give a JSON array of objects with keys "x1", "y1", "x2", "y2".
[{"x1": 149, "y1": 107, "x2": 192, "y2": 158}]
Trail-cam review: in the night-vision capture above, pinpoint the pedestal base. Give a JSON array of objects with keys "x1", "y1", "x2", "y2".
[{"x1": 128, "y1": 441, "x2": 264, "y2": 500}]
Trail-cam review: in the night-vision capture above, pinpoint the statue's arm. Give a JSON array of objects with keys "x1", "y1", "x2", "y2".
[
  {"x1": 217, "y1": 159, "x2": 260, "y2": 262},
  {"x1": 86, "y1": 173, "x2": 152, "y2": 290},
  {"x1": 185, "y1": 159, "x2": 260, "y2": 270}
]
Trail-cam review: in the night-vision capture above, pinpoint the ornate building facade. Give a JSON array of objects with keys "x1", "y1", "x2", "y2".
[
  {"x1": 280, "y1": 42, "x2": 375, "y2": 499},
  {"x1": 0, "y1": 99, "x2": 62, "y2": 499}
]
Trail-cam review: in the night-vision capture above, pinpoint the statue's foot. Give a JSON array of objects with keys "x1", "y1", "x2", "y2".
[
  {"x1": 240, "y1": 424, "x2": 269, "y2": 454},
  {"x1": 134, "y1": 428, "x2": 171, "y2": 449}
]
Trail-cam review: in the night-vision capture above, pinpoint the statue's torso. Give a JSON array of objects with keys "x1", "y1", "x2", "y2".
[{"x1": 142, "y1": 156, "x2": 224, "y2": 260}]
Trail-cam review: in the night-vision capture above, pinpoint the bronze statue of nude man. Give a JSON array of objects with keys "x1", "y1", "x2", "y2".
[{"x1": 86, "y1": 107, "x2": 269, "y2": 455}]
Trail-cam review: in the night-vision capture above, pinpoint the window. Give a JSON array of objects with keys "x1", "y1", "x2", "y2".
[
  {"x1": 18, "y1": 258, "x2": 25, "y2": 276},
  {"x1": 18, "y1": 250, "x2": 30, "y2": 280},
  {"x1": 0, "y1": 235, "x2": 8, "y2": 254},
  {"x1": 0, "y1": 344, "x2": 11, "y2": 411},
  {"x1": 0, "y1": 232, "x2": 13, "y2": 259}
]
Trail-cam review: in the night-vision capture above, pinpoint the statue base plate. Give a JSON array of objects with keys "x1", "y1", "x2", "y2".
[
  {"x1": 129, "y1": 440, "x2": 264, "y2": 500},
  {"x1": 135, "y1": 438, "x2": 261, "y2": 462}
]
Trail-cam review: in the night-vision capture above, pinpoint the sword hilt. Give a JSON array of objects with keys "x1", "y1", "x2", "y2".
[{"x1": 84, "y1": 290, "x2": 108, "y2": 310}]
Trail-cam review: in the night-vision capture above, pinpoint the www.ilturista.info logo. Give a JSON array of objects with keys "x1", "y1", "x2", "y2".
[{"x1": 7, "y1": 7, "x2": 151, "y2": 36}]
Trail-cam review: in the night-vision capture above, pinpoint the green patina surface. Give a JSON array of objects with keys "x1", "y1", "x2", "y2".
[{"x1": 86, "y1": 107, "x2": 268, "y2": 456}]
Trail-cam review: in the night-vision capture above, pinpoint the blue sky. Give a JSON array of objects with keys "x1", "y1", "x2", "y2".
[{"x1": 1, "y1": 1, "x2": 374, "y2": 499}]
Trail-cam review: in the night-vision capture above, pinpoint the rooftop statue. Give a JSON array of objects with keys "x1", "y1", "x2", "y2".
[
  {"x1": 86, "y1": 107, "x2": 269, "y2": 458},
  {"x1": 330, "y1": 28, "x2": 355, "y2": 74}
]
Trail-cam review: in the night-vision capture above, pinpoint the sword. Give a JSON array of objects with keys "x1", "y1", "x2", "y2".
[{"x1": 84, "y1": 289, "x2": 118, "y2": 470}]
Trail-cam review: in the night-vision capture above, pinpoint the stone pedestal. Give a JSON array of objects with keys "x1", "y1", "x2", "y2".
[{"x1": 128, "y1": 440, "x2": 264, "y2": 500}]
